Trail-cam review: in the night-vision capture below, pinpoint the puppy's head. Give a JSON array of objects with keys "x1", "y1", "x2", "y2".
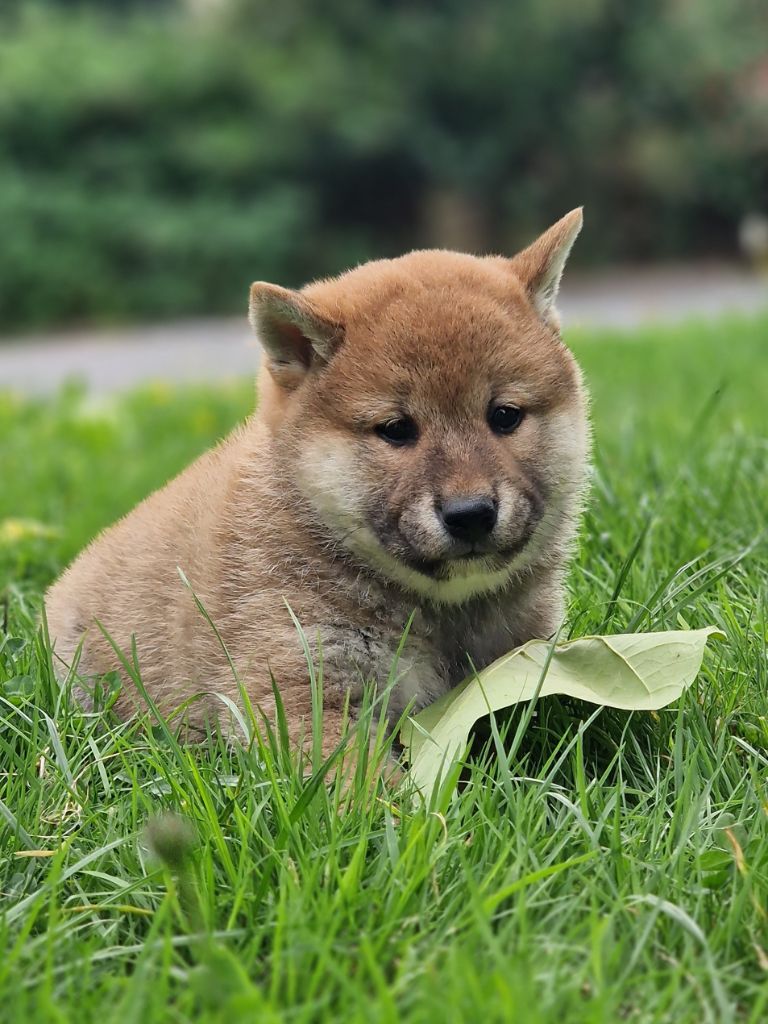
[{"x1": 250, "y1": 209, "x2": 590, "y2": 604}]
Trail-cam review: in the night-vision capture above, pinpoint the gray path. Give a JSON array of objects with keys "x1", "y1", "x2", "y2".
[{"x1": 1, "y1": 263, "x2": 766, "y2": 395}]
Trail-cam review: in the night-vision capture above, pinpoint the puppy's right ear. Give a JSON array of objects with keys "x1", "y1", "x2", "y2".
[
  {"x1": 249, "y1": 283, "x2": 344, "y2": 389},
  {"x1": 509, "y1": 208, "x2": 583, "y2": 333}
]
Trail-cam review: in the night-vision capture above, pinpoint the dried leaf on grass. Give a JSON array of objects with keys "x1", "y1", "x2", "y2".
[{"x1": 402, "y1": 628, "x2": 724, "y2": 797}]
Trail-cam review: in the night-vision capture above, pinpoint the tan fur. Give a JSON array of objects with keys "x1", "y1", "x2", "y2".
[{"x1": 45, "y1": 210, "x2": 590, "y2": 759}]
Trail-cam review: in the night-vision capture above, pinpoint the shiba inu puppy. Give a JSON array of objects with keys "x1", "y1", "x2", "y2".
[{"x1": 45, "y1": 209, "x2": 590, "y2": 760}]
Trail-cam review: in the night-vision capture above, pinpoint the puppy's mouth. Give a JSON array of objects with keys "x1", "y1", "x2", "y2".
[
  {"x1": 439, "y1": 541, "x2": 497, "y2": 563},
  {"x1": 404, "y1": 536, "x2": 532, "y2": 579}
]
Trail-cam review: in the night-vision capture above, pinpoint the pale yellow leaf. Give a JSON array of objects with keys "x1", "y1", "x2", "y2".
[{"x1": 401, "y1": 628, "x2": 724, "y2": 797}]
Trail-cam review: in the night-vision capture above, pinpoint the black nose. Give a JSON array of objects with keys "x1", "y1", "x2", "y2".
[{"x1": 439, "y1": 495, "x2": 498, "y2": 543}]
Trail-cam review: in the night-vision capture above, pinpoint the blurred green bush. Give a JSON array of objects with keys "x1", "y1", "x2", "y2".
[{"x1": 0, "y1": 0, "x2": 766, "y2": 331}]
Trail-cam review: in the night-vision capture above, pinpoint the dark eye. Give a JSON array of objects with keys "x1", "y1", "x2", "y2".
[
  {"x1": 488, "y1": 404, "x2": 524, "y2": 435},
  {"x1": 375, "y1": 416, "x2": 419, "y2": 446}
]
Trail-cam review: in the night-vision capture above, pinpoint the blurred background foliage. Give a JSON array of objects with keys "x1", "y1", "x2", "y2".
[{"x1": 1, "y1": 0, "x2": 766, "y2": 331}]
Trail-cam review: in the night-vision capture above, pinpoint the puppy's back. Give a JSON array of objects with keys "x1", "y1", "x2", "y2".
[{"x1": 45, "y1": 427, "x2": 246, "y2": 701}]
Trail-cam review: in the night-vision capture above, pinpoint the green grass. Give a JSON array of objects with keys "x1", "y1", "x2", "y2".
[{"x1": 1, "y1": 315, "x2": 767, "y2": 1022}]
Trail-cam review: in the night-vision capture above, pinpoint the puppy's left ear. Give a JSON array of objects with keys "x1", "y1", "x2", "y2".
[
  {"x1": 509, "y1": 208, "x2": 583, "y2": 332},
  {"x1": 249, "y1": 282, "x2": 344, "y2": 390}
]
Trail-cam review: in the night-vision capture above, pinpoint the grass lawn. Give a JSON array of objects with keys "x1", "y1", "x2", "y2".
[{"x1": 1, "y1": 315, "x2": 767, "y2": 1022}]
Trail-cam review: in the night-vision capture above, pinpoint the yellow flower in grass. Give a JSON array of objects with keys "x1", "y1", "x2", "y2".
[{"x1": 0, "y1": 518, "x2": 60, "y2": 546}]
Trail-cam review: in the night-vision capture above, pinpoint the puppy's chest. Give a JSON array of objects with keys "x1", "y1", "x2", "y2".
[{"x1": 320, "y1": 603, "x2": 512, "y2": 717}]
